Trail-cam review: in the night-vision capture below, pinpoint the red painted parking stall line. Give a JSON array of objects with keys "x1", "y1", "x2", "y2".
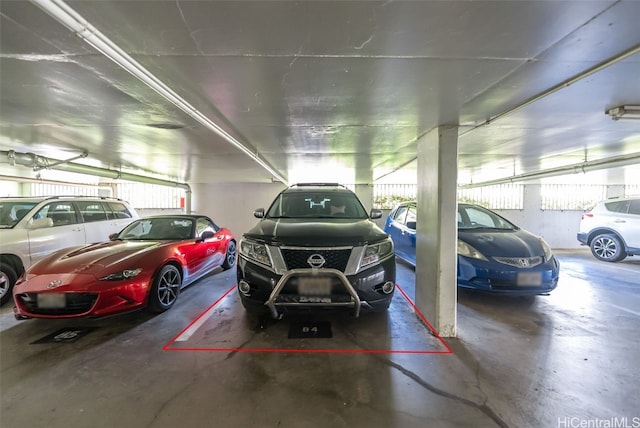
[{"x1": 163, "y1": 284, "x2": 452, "y2": 355}]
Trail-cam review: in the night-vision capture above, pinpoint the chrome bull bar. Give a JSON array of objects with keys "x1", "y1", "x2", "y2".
[{"x1": 265, "y1": 268, "x2": 363, "y2": 319}]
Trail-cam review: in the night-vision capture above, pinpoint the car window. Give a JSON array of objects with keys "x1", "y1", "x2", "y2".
[
  {"x1": 106, "y1": 201, "x2": 134, "y2": 219},
  {"x1": 36, "y1": 202, "x2": 79, "y2": 227},
  {"x1": 119, "y1": 217, "x2": 194, "y2": 240},
  {"x1": 0, "y1": 202, "x2": 37, "y2": 227},
  {"x1": 267, "y1": 191, "x2": 367, "y2": 219},
  {"x1": 604, "y1": 200, "x2": 630, "y2": 213},
  {"x1": 196, "y1": 217, "x2": 218, "y2": 236},
  {"x1": 405, "y1": 206, "x2": 416, "y2": 229},
  {"x1": 392, "y1": 206, "x2": 408, "y2": 224},
  {"x1": 628, "y1": 200, "x2": 640, "y2": 215},
  {"x1": 458, "y1": 205, "x2": 514, "y2": 230},
  {"x1": 77, "y1": 201, "x2": 109, "y2": 223}
]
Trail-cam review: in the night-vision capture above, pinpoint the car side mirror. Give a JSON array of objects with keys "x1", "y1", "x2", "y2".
[
  {"x1": 253, "y1": 208, "x2": 265, "y2": 219},
  {"x1": 109, "y1": 233, "x2": 118, "y2": 240},
  {"x1": 370, "y1": 209, "x2": 382, "y2": 219},
  {"x1": 27, "y1": 218, "x2": 53, "y2": 230},
  {"x1": 200, "y1": 230, "x2": 215, "y2": 241},
  {"x1": 406, "y1": 221, "x2": 416, "y2": 230}
]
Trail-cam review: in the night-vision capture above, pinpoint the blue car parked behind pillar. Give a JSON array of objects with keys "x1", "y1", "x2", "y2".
[{"x1": 384, "y1": 201, "x2": 559, "y2": 295}]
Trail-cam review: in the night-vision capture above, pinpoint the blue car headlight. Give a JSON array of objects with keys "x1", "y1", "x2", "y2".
[
  {"x1": 100, "y1": 268, "x2": 142, "y2": 281},
  {"x1": 457, "y1": 240, "x2": 488, "y2": 261},
  {"x1": 240, "y1": 239, "x2": 272, "y2": 267},
  {"x1": 538, "y1": 237, "x2": 554, "y2": 261}
]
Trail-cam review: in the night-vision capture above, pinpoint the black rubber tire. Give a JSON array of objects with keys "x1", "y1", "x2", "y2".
[
  {"x1": 148, "y1": 265, "x2": 181, "y2": 313},
  {"x1": 0, "y1": 263, "x2": 18, "y2": 306},
  {"x1": 221, "y1": 241, "x2": 237, "y2": 270},
  {"x1": 590, "y1": 233, "x2": 627, "y2": 262}
]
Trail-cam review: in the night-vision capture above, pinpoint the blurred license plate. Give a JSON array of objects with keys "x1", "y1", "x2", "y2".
[
  {"x1": 517, "y1": 272, "x2": 542, "y2": 286},
  {"x1": 298, "y1": 277, "x2": 331, "y2": 295},
  {"x1": 38, "y1": 293, "x2": 66, "y2": 309}
]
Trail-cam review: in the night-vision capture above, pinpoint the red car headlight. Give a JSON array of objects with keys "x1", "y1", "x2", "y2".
[{"x1": 100, "y1": 268, "x2": 142, "y2": 281}]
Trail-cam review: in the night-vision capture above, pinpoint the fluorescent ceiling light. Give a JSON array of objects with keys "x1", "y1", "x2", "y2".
[
  {"x1": 31, "y1": 0, "x2": 288, "y2": 185},
  {"x1": 606, "y1": 105, "x2": 640, "y2": 121}
]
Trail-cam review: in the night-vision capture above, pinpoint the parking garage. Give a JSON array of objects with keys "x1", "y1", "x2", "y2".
[{"x1": 1, "y1": 1, "x2": 640, "y2": 427}]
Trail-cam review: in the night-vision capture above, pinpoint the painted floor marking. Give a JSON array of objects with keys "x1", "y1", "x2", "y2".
[
  {"x1": 604, "y1": 301, "x2": 640, "y2": 318},
  {"x1": 173, "y1": 286, "x2": 235, "y2": 342},
  {"x1": 164, "y1": 284, "x2": 452, "y2": 354}
]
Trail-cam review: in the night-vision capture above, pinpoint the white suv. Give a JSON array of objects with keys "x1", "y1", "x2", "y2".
[
  {"x1": 0, "y1": 196, "x2": 139, "y2": 305},
  {"x1": 577, "y1": 196, "x2": 640, "y2": 262}
]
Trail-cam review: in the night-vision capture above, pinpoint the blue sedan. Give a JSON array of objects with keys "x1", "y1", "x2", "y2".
[{"x1": 384, "y1": 201, "x2": 559, "y2": 295}]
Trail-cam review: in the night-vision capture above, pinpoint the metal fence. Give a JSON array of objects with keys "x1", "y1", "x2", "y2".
[
  {"x1": 457, "y1": 184, "x2": 523, "y2": 209},
  {"x1": 540, "y1": 184, "x2": 607, "y2": 210}
]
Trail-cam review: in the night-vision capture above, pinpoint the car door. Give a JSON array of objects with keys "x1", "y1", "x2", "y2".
[
  {"x1": 105, "y1": 201, "x2": 138, "y2": 234},
  {"x1": 27, "y1": 201, "x2": 86, "y2": 266},
  {"x1": 180, "y1": 217, "x2": 225, "y2": 283},
  {"x1": 386, "y1": 204, "x2": 416, "y2": 264},
  {"x1": 621, "y1": 199, "x2": 640, "y2": 248},
  {"x1": 77, "y1": 201, "x2": 111, "y2": 243}
]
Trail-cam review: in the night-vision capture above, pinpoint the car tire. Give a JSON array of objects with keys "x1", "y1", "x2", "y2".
[
  {"x1": 0, "y1": 263, "x2": 18, "y2": 306},
  {"x1": 148, "y1": 265, "x2": 181, "y2": 313},
  {"x1": 590, "y1": 233, "x2": 627, "y2": 262},
  {"x1": 221, "y1": 240, "x2": 237, "y2": 270}
]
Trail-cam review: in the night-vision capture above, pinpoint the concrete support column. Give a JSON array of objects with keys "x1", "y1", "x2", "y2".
[
  {"x1": 354, "y1": 184, "x2": 374, "y2": 212},
  {"x1": 415, "y1": 126, "x2": 458, "y2": 337},
  {"x1": 522, "y1": 184, "x2": 542, "y2": 234}
]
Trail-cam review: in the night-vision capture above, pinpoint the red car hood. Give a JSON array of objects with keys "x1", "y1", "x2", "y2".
[{"x1": 29, "y1": 240, "x2": 165, "y2": 275}]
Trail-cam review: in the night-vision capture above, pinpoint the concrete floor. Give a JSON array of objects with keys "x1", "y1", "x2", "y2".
[{"x1": 1, "y1": 249, "x2": 639, "y2": 428}]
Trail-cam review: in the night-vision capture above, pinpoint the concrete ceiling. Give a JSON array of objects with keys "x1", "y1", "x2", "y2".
[{"x1": 1, "y1": 0, "x2": 639, "y2": 187}]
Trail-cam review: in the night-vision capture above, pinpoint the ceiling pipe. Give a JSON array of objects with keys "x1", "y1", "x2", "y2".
[
  {"x1": 458, "y1": 153, "x2": 640, "y2": 189},
  {"x1": 374, "y1": 43, "x2": 640, "y2": 183},
  {"x1": 31, "y1": 0, "x2": 288, "y2": 186},
  {"x1": 1, "y1": 150, "x2": 193, "y2": 213}
]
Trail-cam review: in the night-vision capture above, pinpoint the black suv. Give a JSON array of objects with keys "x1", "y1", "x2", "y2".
[{"x1": 237, "y1": 183, "x2": 395, "y2": 319}]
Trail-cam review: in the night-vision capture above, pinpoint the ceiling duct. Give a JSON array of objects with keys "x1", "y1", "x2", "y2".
[
  {"x1": 1, "y1": 150, "x2": 189, "y2": 189},
  {"x1": 458, "y1": 153, "x2": 640, "y2": 189},
  {"x1": 1, "y1": 150, "x2": 192, "y2": 211}
]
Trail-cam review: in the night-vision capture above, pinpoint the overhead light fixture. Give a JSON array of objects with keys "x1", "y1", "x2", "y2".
[
  {"x1": 32, "y1": 0, "x2": 288, "y2": 185},
  {"x1": 606, "y1": 105, "x2": 640, "y2": 121}
]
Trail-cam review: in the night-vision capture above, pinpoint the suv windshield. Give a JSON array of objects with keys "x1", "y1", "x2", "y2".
[
  {"x1": 0, "y1": 202, "x2": 37, "y2": 228},
  {"x1": 266, "y1": 191, "x2": 368, "y2": 219}
]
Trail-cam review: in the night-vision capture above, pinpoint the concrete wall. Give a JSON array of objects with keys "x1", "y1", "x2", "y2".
[
  {"x1": 493, "y1": 209, "x2": 583, "y2": 249},
  {"x1": 191, "y1": 182, "x2": 286, "y2": 238}
]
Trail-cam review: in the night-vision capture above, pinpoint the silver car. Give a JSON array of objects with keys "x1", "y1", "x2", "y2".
[
  {"x1": 577, "y1": 196, "x2": 640, "y2": 262},
  {"x1": 0, "y1": 196, "x2": 139, "y2": 305}
]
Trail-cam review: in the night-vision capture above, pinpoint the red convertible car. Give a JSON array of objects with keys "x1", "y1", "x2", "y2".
[{"x1": 13, "y1": 215, "x2": 236, "y2": 319}]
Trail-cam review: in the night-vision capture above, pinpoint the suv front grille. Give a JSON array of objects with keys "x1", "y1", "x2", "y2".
[{"x1": 281, "y1": 248, "x2": 352, "y2": 271}]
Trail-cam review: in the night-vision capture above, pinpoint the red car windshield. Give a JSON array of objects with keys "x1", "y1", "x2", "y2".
[{"x1": 118, "y1": 218, "x2": 194, "y2": 240}]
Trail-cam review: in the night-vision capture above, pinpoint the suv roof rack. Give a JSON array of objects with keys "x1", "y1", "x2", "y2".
[
  {"x1": 0, "y1": 195, "x2": 123, "y2": 200},
  {"x1": 290, "y1": 183, "x2": 344, "y2": 187},
  {"x1": 41, "y1": 195, "x2": 124, "y2": 201}
]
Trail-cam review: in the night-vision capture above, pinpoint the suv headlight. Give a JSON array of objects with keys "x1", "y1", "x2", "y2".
[
  {"x1": 457, "y1": 240, "x2": 488, "y2": 261},
  {"x1": 240, "y1": 239, "x2": 272, "y2": 267},
  {"x1": 360, "y1": 238, "x2": 394, "y2": 269}
]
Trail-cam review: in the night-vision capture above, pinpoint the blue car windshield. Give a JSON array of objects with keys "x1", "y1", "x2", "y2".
[
  {"x1": 266, "y1": 192, "x2": 368, "y2": 219},
  {"x1": 458, "y1": 205, "x2": 516, "y2": 230}
]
